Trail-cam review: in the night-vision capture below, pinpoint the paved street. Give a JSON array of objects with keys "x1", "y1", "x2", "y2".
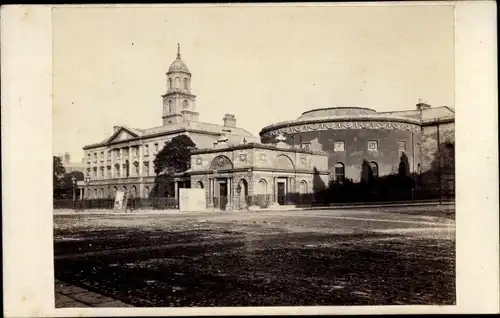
[{"x1": 54, "y1": 206, "x2": 455, "y2": 307}]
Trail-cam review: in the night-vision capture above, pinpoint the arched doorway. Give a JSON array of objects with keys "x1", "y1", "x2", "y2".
[
  {"x1": 299, "y1": 180, "x2": 308, "y2": 194},
  {"x1": 131, "y1": 185, "x2": 137, "y2": 197},
  {"x1": 238, "y1": 179, "x2": 249, "y2": 208},
  {"x1": 256, "y1": 179, "x2": 268, "y2": 208},
  {"x1": 196, "y1": 181, "x2": 204, "y2": 189}
]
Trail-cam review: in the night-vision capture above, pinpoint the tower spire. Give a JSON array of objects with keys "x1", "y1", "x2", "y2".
[{"x1": 177, "y1": 43, "x2": 181, "y2": 59}]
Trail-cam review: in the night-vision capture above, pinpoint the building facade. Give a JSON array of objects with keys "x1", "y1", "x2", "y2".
[
  {"x1": 82, "y1": 46, "x2": 258, "y2": 199},
  {"x1": 187, "y1": 135, "x2": 329, "y2": 211},
  {"x1": 259, "y1": 102, "x2": 455, "y2": 191},
  {"x1": 81, "y1": 46, "x2": 454, "y2": 203}
]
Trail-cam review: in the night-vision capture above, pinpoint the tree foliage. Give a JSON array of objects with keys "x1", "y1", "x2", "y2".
[
  {"x1": 153, "y1": 134, "x2": 196, "y2": 176},
  {"x1": 53, "y1": 156, "x2": 66, "y2": 187}
]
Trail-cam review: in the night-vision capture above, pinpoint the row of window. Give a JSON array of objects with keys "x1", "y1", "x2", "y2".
[
  {"x1": 87, "y1": 185, "x2": 150, "y2": 199},
  {"x1": 86, "y1": 161, "x2": 152, "y2": 179},
  {"x1": 168, "y1": 77, "x2": 189, "y2": 91},
  {"x1": 86, "y1": 143, "x2": 161, "y2": 163},
  {"x1": 333, "y1": 161, "x2": 379, "y2": 183},
  {"x1": 167, "y1": 99, "x2": 189, "y2": 114}
]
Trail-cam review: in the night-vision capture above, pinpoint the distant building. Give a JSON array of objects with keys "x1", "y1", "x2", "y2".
[{"x1": 55, "y1": 152, "x2": 85, "y2": 174}]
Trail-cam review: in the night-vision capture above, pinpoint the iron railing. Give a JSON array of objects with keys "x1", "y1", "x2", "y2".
[{"x1": 53, "y1": 197, "x2": 178, "y2": 210}]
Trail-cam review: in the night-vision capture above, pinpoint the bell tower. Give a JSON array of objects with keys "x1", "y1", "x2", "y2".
[{"x1": 162, "y1": 44, "x2": 199, "y2": 125}]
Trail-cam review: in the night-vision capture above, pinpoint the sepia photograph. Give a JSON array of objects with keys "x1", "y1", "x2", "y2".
[
  {"x1": 1, "y1": 2, "x2": 498, "y2": 317},
  {"x1": 51, "y1": 4, "x2": 457, "y2": 308}
]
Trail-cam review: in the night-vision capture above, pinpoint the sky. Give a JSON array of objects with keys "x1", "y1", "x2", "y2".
[{"x1": 52, "y1": 4, "x2": 455, "y2": 161}]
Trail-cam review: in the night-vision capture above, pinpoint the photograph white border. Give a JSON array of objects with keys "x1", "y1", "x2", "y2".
[{"x1": 1, "y1": 2, "x2": 498, "y2": 316}]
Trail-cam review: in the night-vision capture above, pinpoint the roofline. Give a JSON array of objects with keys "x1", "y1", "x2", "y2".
[
  {"x1": 301, "y1": 106, "x2": 377, "y2": 116},
  {"x1": 259, "y1": 116, "x2": 422, "y2": 135},
  {"x1": 191, "y1": 142, "x2": 327, "y2": 156},
  {"x1": 82, "y1": 128, "x2": 221, "y2": 150}
]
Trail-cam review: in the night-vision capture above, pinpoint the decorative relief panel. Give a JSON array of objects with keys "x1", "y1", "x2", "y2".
[
  {"x1": 334, "y1": 141, "x2": 345, "y2": 152},
  {"x1": 368, "y1": 140, "x2": 378, "y2": 151},
  {"x1": 260, "y1": 153, "x2": 267, "y2": 162},
  {"x1": 196, "y1": 157, "x2": 202, "y2": 165},
  {"x1": 262, "y1": 121, "x2": 421, "y2": 139},
  {"x1": 239, "y1": 153, "x2": 247, "y2": 162}
]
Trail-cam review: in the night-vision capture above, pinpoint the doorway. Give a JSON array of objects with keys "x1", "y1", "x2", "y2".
[
  {"x1": 277, "y1": 182, "x2": 286, "y2": 205},
  {"x1": 219, "y1": 180, "x2": 228, "y2": 210}
]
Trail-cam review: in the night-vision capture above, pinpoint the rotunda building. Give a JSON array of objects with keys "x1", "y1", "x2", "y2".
[{"x1": 259, "y1": 106, "x2": 423, "y2": 183}]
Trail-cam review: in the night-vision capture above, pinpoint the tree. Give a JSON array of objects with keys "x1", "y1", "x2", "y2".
[
  {"x1": 153, "y1": 135, "x2": 196, "y2": 175},
  {"x1": 53, "y1": 156, "x2": 66, "y2": 194},
  {"x1": 151, "y1": 135, "x2": 196, "y2": 198}
]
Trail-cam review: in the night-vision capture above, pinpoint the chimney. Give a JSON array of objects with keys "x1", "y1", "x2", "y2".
[
  {"x1": 223, "y1": 114, "x2": 236, "y2": 128},
  {"x1": 416, "y1": 99, "x2": 431, "y2": 111}
]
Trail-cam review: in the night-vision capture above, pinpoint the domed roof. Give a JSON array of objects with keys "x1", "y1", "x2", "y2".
[{"x1": 168, "y1": 44, "x2": 190, "y2": 73}]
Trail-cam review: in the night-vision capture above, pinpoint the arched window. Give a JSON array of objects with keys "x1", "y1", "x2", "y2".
[
  {"x1": 370, "y1": 161, "x2": 379, "y2": 178},
  {"x1": 417, "y1": 163, "x2": 421, "y2": 175},
  {"x1": 144, "y1": 186, "x2": 149, "y2": 197},
  {"x1": 299, "y1": 180, "x2": 308, "y2": 194},
  {"x1": 131, "y1": 186, "x2": 137, "y2": 197},
  {"x1": 183, "y1": 99, "x2": 188, "y2": 109},
  {"x1": 334, "y1": 163, "x2": 345, "y2": 183},
  {"x1": 196, "y1": 181, "x2": 204, "y2": 189},
  {"x1": 94, "y1": 188, "x2": 98, "y2": 198},
  {"x1": 100, "y1": 188, "x2": 104, "y2": 198},
  {"x1": 183, "y1": 78, "x2": 188, "y2": 90},
  {"x1": 168, "y1": 78, "x2": 172, "y2": 90},
  {"x1": 168, "y1": 100, "x2": 173, "y2": 114},
  {"x1": 174, "y1": 77, "x2": 180, "y2": 90}
]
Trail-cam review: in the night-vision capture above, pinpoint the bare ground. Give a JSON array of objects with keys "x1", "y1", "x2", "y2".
[{"x1": 54, "y1": 207, "x2": 455, "y2": 307}]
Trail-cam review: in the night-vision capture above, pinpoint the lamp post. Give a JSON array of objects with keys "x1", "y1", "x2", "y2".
[
  {"x1": 236, "y1": 183, "x2": 242, "y2": 210},
  {"x1": 71, "y1": 176, "x2": 76, "y2": 210}
]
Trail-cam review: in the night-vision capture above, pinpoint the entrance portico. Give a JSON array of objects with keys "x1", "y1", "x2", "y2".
[{"x1": 189, "y1": 140, "x2": 330, "y2": 211}]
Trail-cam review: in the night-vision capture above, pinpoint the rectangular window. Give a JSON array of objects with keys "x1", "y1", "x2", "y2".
[
  {"x1": 368, "y1": 140, "x2": 378, "y2": 151},
  {"x1": 398, "y1": 141, "x2": 406, "y2": 151},
  {"x1": 100, "y1": 167, "x2": 104, "y2": 178},
  {"x1": 144, "y1": 163, "x2": 149, "y2": 176},
  {"x1": 334, "y1": 141, "x2": 345, "y2": 152},
  {"x1": 144, "y1": 145, "x2": 149, "y2": 156},
  {"x1": 154, "y1": 143, "x2": 159, "y2": 153},
  {"x1": 334, "y1": 163, "x2": 345, "y2": 183}
]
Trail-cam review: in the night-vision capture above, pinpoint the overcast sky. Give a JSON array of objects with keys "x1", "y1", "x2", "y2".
[{"x1": 52, "y1": 4, "x2": 455, "y2": 161}]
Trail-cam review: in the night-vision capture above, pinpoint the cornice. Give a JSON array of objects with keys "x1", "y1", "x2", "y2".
[
  {"x1": 259, "y1": 118, "x2": 422, "y2": 138},
  {"x1": 191, "y1": 142, "x2": 325, "y2": 156},
  {"x1": 83, "y1": 128, "x2": 221, "y2": 150}
]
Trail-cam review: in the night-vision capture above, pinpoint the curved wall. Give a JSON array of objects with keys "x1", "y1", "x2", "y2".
[{"x1": 260, "y1": 108, "x2": 422, "y2": 182}]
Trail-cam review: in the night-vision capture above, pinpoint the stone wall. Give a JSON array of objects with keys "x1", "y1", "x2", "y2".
[{"x1": 262, "y1": 128, "x2": 420, "y2": 182}]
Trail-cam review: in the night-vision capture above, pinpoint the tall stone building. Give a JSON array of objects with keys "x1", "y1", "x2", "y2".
[{"x1": 82, "y1": 45, "x2": 258, "y2": 199}]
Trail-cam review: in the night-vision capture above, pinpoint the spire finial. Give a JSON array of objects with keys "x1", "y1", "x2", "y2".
[{"x1": 177, "y1": 43, "x2": 181, "y2": 59}]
